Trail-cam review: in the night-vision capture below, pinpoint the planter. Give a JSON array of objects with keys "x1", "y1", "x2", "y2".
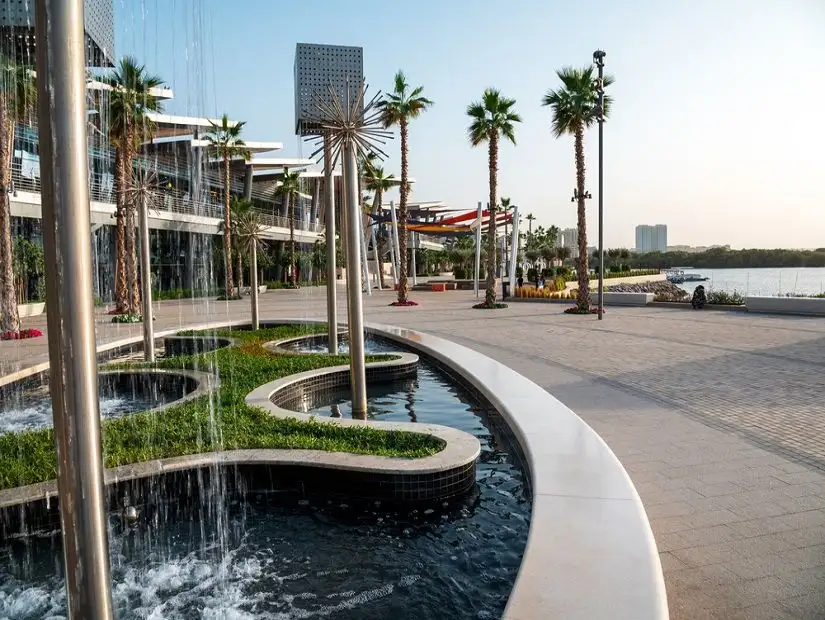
[
  {"x1": 17, "y1": 302, "x2": 45, "y2": 318},
  {"x1": 648, "y1": 301, "x2": 747, "y2": 312},
  {"x1": 745, "y1": 296, "x2": 825, "y2": 317}
]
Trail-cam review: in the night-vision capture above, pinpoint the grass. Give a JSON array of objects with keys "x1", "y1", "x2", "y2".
[{"x1": 0, "y1": 324, "x2": 444, "y2": 491}]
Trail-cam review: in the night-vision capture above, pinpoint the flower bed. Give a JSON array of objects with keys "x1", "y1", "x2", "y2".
[
  {"x1": 389, "y1": 300, "x2": 419, "y2": 307},
  {"x1": 0, "y1": 328, "x2": 43, "y2": 341}
]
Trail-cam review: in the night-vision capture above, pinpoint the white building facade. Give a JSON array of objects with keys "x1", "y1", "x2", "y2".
[{"x1": 635, "y1": 224, "x2": 668, "y2": 253}]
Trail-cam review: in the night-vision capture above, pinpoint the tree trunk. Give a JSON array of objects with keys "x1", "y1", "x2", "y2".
[
  {"x1": 574, "y1": 124, "x2": 590, "y2": 311},
  {"x1": 124, "y1": 124, "x2": 140, "y2": 314},
  {"x1": 288, "y1": 193, "x2": 296, "y2": 287},
  {"x1": 0, "y1": 108, "x2": 20, "y2": 334},
  {"x1": 236, "y1": 251, "x2": 243, "y2": 292},
  {"x1": 397, "y1": 117, "x2": 410, "y2": 303},
  {"x1": 484, "y1": 134, "x2": 498, "y2": 307},
  {"x1": 223, "y1": 153, "x2": 234, "y2": 297},
  {"x1": 114, "y1": 148, "x2": 128, "y2": 312}
]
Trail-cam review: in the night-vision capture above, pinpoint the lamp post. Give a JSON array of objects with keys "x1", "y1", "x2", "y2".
[{"x1": 593, "y1": 49, "x2": 606, "y2": 320}]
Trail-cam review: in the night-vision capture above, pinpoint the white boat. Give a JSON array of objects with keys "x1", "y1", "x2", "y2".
[{"x1": 666, "y1": 268, "x2": 708, "y2": 284}]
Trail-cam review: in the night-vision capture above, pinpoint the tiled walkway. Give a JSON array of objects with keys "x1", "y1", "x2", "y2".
[{"x1": 2, "y1": 287, "x2": 824, "y2": 618}]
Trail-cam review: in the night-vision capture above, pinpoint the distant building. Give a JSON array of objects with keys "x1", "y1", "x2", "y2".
[
  {"x1": 0, "y1": 0, "x2": 115, "y2": 66},
  {"x1": 635, "y1": 224, "x2": 667, "y2": 253},
  {"x1": 561, "y1": 227, "x2": 578, "y2": 249},
  {"x1": 666, "y1": 244, "x2": 730, "y2": 253}
]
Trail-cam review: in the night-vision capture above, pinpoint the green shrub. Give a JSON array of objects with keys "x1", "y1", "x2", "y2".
[{"x1": 707, "y1": 289, "x2": 745, "y2": 305}]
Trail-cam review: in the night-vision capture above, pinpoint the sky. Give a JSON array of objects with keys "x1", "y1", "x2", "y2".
[{"x1": 115, "y1": 0, "x2": 825, "y2": 250}]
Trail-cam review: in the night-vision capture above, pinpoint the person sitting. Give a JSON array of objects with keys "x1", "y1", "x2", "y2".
[{"x1": 691, "y1": 285, "x2": 707, "y2": 310}]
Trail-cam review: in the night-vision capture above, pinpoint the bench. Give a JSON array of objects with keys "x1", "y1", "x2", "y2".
[
  {"x1": 431, "y1": 283, "x2": 446, "y2": 292},
  {"x1": 745, "y1": 296, "x2": 825, "y2": 317}
]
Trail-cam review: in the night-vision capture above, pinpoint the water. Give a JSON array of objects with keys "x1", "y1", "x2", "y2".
[
  {"x1": 675, "y1": 267, "x2": 825, "y2": 296},
  {"x1": 0, "y1": 340, "x2": 530, "y2": 619},
  {"x1": 0, "y1": 396, "x2": 144, "y2": 434}
]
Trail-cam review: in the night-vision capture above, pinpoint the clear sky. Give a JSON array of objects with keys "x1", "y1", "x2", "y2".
[{"x1": 115, "y1": 0, "x2": 825, "y2": 250}]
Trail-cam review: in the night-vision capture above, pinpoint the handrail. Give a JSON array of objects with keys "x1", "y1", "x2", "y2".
[{"x1": 11, "y1": 168, "x2": 322, "y2": 233}]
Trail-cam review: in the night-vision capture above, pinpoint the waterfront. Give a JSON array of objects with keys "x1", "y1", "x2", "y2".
[{"x1": 674, "y1": 267, "x2": 825, "y2": 296}]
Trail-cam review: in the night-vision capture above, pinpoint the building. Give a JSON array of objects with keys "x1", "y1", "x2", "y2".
[
  {"x1": 666, "y1": 244, "x2": 730, "y2": 253},
  {"x1": 0, "y1": 0, "x2": 115, "y2": 66},
  {"x1": 561, "y1": 227, "x2": 578, "y2": 249},
  {"x1": 635, "y1": 224, "x2": 668, "y2": 253}
]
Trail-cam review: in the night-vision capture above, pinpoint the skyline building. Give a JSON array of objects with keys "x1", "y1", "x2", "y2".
[{"x1": 635, "y1": 224, "x2": 668, "y2": 253}]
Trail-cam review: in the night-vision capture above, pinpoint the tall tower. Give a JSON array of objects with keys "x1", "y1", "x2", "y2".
[{"x1": 0, "y1": 0, "x2": 115, "y2": 66}]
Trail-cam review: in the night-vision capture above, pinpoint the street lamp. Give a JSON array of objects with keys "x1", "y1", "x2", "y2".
[{"x1": 593, "y1": 48, "x2": 606, "y2": 320}]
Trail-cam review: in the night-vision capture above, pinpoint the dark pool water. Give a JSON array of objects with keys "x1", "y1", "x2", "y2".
[
  {"x1": 0, "y1": 338, "x2": 531, "y2": 619},
  {"x1": 0, "y1": 373, "x2": 195, "y2": 435}
]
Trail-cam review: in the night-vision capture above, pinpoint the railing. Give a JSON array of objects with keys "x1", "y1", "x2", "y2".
[{"x1": 11, "y1": 169, "x2": 322, "y2": 234}]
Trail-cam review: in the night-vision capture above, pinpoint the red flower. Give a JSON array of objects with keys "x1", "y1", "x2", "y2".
[{"x1": 0, "y1": 328, "x2": 44, "y2": 340}]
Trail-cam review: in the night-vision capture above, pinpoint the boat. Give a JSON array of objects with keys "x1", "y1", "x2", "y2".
[{"x1": 666, "y1": 268, "x2": 708, "y2": 284}]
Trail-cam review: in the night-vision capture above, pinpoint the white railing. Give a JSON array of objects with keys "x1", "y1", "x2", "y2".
[{"x1": 11, "y1": 170, "x2": 322, "y2": 233}]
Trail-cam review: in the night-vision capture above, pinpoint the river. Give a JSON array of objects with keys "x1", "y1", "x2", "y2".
[{"x1": 673, "y1": 267, "x2": 825, "y2": 296}]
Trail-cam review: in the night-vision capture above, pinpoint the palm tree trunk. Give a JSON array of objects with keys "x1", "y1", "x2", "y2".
[
  {"x1": 574, "y1": 124, "x2": 590, "y2": 311},
  {"x1": 236, "y1": 251, "x2": 243, "y2": 292},
  {"x1": 397, "y1": 117, "x2": 410, "y2": 303},
  {"x1": 124, "y1": 124, "x2": 140, "y2": 314},
  {"x1": 0, "y1": 109, "x2": 20, "y2": 334},
  {"x1": 289, "y1": 194, "x2": 296, "y2": 287},
  {"x1": 114, "y1": 148, "x2": 128, "y2": 312},
  {"x1": 223, "y1": 153, "x2": 234, "y2": 297},
  {"x1": 484, "y1": 134, "x2": 498, "y2": 307}
]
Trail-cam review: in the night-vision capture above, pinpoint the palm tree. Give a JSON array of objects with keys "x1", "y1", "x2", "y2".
[
  {"x1": 234, "y1": 209, "x2": 265, "y2": 330},
  {"x1": 542, "y1": 67, "x2": 613, "y2": 311},
  {"x1": 556, "y1": 245, "x2": 572, "y2": 266},
  {"x1": 205, "y1": 114, "x2": 250, "y2": 298},
  {"x1": 277, "y1": 168, "x2": 301, "y2": 287},
  {"x1": 220, "y1": 198, "x2": 252, "y2": 292},
  {"x1": 363, "y1": 165, "x2": 395, "y2": 288},
  {"x1": 526, "y1": 213, "x2": 536, "y2": 237},
  {"x1": 0, "y1": 59, "x2": 35, "y2": 335},
  {"x1": 106, "y1": 57, "x2": 164, "y2": 314},
  {"x1": 378, "y1": 70, "x2": 433, "y2": 303},
  {"x1": 466, "y1": 88, "x2": 521, "y2": 308}
]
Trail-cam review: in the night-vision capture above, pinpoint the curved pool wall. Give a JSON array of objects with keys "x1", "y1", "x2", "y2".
[
  {"x1": 0, "y1": 319, "x2": 668, "y2": 619},
  {"x1": 0, "y1": 368, "x2": 214, "y2": 434}
]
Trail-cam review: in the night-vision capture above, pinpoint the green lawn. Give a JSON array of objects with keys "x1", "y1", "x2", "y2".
[{"x1": 0, "y1": 325, "x2": 444, "y2": 491}]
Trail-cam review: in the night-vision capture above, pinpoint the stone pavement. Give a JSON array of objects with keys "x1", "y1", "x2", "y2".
[{"x1": 2, "y1": 287, "x2": 824, "y2": 618}]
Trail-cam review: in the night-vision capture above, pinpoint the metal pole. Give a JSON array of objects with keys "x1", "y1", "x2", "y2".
[
  {"x1": 370, "y1": 222, "x2": 382, "y2": 290},
  {"x1": 139, "y1": 198, "x2": 155, "y2": 361},
  {"x1": 323, "y1": 138, "x2": 338, "y2": 352},
  {"x1": 596, "y1": 49, "x2": 606, "y2": 320},
  {"x1": 474, "y1": 201, "x2": 482, "y2": 297},
  {"x1": 250, "y1": 241, "x2": 259, "y2": 330},
  {"x1": 509, "y1": 206, "x2": 519, "y2": 289},
  {"x1": 34, "y1": 1, "x2": 115, "y2": 617},
  {"x1": 411, "y1": 232, "x2": 417, "y2": 286},
  {"x1": 389, "y1": 200, "x2": 401, "y2": 289},
  {"x1": 359, "y1": 214, "x2": 371, "y2": 295},
  {"x1": 342, "y1": 142, "x2": 368, "y2": 418}
]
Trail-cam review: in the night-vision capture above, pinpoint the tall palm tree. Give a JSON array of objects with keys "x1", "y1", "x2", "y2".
[
  {"x1": 277, "y1": 168, "x2": 301, "y2": 287},
  {"x1": 378, "y1": 70, "x2": 433, "y2": 303},
  {"x1": 106, "y1": 56, "x2": 164, "y2": 314},
  {"x1": 542, "y1": 66, "x2": 613, "y2": 311},
  {"x1": 234, "y1": 209, "x2": 265, "y2": 330},
  {"x1": 205, "y1": 114, "x2": 250, "y2": 298},
  {"x1": 221, "y1": 198, "x2": 252, "y2": 292},
  {"x1": 0, "y1": 59, "x2": 35, "y2": 335},
  {"x1": 363, "y1": 165, "x2": 395, "y2": 288},
  {"x1": 466, "y1": 88, "x2": 521, "y2": 308},
  {"x1": 526, "y1": 213, "x2": 536, "y2": 237}
]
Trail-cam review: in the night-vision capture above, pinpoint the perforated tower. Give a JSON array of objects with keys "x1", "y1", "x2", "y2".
[
  {"x1": 294, "y1": 43, "x2": 364, "y2": 136},
  {"x1": 0, "y1": 0, "x2": 114, "y2": 66}
]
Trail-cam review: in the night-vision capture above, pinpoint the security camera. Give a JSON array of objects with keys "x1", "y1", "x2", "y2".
[{"x1": 593, "y1": 50, "x2": 606, "y2": 61}]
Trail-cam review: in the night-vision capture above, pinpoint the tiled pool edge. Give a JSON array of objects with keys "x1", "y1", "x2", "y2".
[{"x1": 366, "y1": 324, "x2": 669, "y2": 620}]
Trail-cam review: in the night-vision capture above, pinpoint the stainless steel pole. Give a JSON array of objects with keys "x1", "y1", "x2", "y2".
[
  {"x1": 250, "y1": 241, "x2": 259, "y2": 330},
  {"x1": 323, "y1": 138, "x2": 338, "y2": 352},
  {"x1": 596, "y1": 50, "x2": 606, "y2": 320},
  {"x1": 34, "y1": 1, "x2": 115, "y2": 617},
  {"x1": 359, "y1": 215, "x2": 371, "y2": 296},
  {"x1": 342, "y1": 142, "x2": 368, "y2": 418},
  {"x1": 474, "y1": 201, "x2": 482, "y2": 298},
  {"x1": 509, "y1": 206, "x2": 519, "y2": 289},
  {"x1": 411, "y1": 232, "x2": 418, "y2": 286},
  {"x1": 370, "y1": 222, "x2": 382, "y2": 291},
  {"x1": 139, "y1": 198, "x2": 155, "y2": 361}
]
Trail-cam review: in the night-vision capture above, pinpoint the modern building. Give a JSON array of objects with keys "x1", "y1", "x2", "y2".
[
  {"x1": 561, "y1": 227, "x2": 578, "y2": 249},
  {"x1": 635, "y1": 224, "x2": 668, "y2": 253},
  {"x1": 0, "y1": 0, "x2": 115, "y2": 66}
]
